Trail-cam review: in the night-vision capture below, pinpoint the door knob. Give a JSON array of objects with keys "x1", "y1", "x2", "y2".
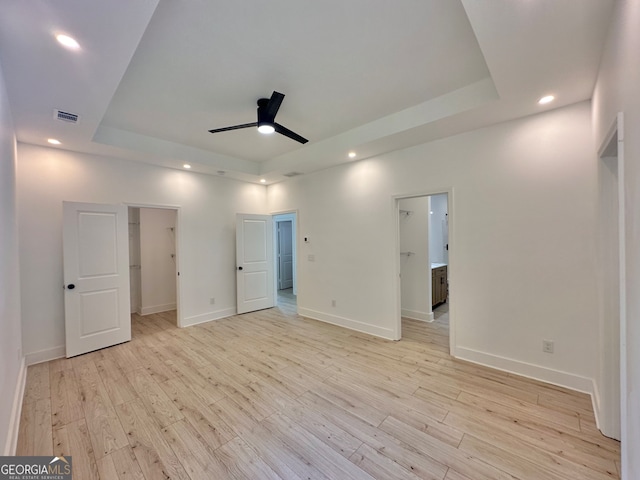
[
  {"x1": 238, "y1": 266, "x2": 243, "y2": 271},
  {"x1": 67, "y1": 284, "x2": 75, "y2": 290}
]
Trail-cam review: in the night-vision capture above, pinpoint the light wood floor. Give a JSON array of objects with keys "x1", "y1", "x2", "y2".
[{"x1": 17, "y1": 303, "x2": 620, "y2": 479}]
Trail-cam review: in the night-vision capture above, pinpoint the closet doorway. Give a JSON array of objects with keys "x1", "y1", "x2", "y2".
[
  {"x1": 128, "y1": 206, "x2": 180, "y2": 325},
  {"x1": 395, "y1": 191, "x2": 451, "y2": 351}
]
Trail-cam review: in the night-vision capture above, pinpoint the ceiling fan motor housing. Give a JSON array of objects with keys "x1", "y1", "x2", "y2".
[{"x1": 257, "y1": 98, "x2": 273, "y2": 128}]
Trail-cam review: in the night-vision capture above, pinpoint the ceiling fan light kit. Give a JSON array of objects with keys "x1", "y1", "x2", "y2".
[
  {"x1": 208, "y1": 91, "x2": 308, "y2": 144},
  {"x1": 257, "y1": 124, "x2": 275, "y2": 134}
]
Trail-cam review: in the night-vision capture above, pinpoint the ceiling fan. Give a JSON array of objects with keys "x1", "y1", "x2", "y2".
[{"x1": 208, "y1": 91, "x2": 308, "y2": 144}]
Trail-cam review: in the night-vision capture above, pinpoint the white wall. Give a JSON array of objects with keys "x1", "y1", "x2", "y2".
[
  {"x1": 140, "y1": 207, "x2": 177, "y2": 315},
  {"x1": 268, "y1": 101, "x2": 599, "y2": 392},
  {"x1": 592, "y1": 0, "x2": 640, "y2": 475},
  {"x1": 17, "y1": 144, "x2": 267, "y2": 361},
  {"x1": 0, "y1": 62, "x2": 24, "y2": 454},
  {"x1": 429, "y1": 193, "x2": 448, "y2": 265},
  {"x1": 399, "y1": 197, "x2": 432, "y2": 321}
]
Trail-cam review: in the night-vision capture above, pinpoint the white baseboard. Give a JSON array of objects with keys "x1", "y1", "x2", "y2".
[
  {"x1": 25, "y1": 345, "x2": 65, "y2": 366},
  {"x1": 458, "y1": 344, "x2": 607, "y2": 438},
  {"x1": 298, "y1": 307, "x2": 395, "y2": 340},
  {"x1": 140, "y1": 302, "x2": 177, "y2": 316},
  {"x1": 182, "y1": 307, "x2": 236, "y2": 328},
  {"x1": 4, "y1": 358, "x2": 26, "y2": 455},
  {"x1": 454, "y1": 346, "x2": 595, "y2": 395},
  {"x1": 401, "y1": 308, "x2": 434, "y2": 323}
]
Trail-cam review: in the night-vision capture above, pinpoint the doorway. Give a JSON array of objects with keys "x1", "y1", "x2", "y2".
[
  {"x1": 273, "y1": 212, "x2": 298, "y2": 312},
  {"x1": 395, "y1": 191, "x2": 452, "y2": 351},
  {"x1": 128, "y1": 206, "x2": 180, "y2": 325}
]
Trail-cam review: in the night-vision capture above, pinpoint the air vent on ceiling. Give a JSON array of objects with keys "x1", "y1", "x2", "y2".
[
  {"x1": 283, "y1": 171, "x2": 303, "y2": 177},
  {"x1": 54, "y1": 109, "x2": 79, "y2": 123}
]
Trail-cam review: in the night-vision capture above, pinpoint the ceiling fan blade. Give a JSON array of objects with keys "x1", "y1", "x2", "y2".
[
  {"x1": 208, "y1": 122, "x2": 257, "y2": 134},
  {"x1": 274, "y1": 123, "x2": 308, "y2": 144},
  {"x1": 264, "y1": 91, "x2": 285, "y2": 122}
]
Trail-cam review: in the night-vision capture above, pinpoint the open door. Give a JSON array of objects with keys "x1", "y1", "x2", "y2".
[
  {"x1": 236, "y1": 214, "x2": 275, "y2": 314},
  {"x1": 63, "y1": 202, "x2": 131, "y2": 357}
]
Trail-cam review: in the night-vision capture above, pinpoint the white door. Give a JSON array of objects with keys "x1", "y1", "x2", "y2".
[
  {"x1": 277, "y1": 220, "x2": 293, "y2": 290},
  {"x1": 236, "y1": 214, "x2": 275, "y2": 314},
  {"x1": 63, "y1": 202, "x2": 131, "y2": 357}
]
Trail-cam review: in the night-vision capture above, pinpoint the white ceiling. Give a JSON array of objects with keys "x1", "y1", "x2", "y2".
[{"x1": 0, "y1": 0, "x2": 614, "y2": 184}]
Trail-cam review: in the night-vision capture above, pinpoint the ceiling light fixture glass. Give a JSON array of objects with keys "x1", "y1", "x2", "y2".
[
  {"x1": 538, "y1": 95, "x2": 555, "y2": 105},
  {"x1": 56, "y1": 34, "x2": 80, "y2": 50},
  {"x1": 47, "y1": 138, "x2": 61, "y2": 145},
  {"x1": 260, "y1": 179, "x2": 266, "y2": 183},
  {"x1": 348, "y1": 151, "x2": 356, "y2": 158},
  {"x1": 257, "y1": 124, "x2": 275, "y2": 134},
  {"x1": 183, "y1": 164, "x2": 191, "y2": 169}
]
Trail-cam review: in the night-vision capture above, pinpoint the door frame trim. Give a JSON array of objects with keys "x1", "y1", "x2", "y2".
[{"x1": 596, "y1": 112, "x2": 626, "y2": 447}]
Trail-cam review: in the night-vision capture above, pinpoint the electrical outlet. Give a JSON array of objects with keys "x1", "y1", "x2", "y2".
[
  {"x1": 543, "y1": 340, "x2": 554, "y2": 354},
  {"x1": 210, "y1": 297, "x2": 215, "y2": 305},
  {"x1": 331, "y1": 299, "x2": 336, "y2": 307}
]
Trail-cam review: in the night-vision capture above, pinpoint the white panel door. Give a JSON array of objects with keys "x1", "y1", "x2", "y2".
[
  {"x1": 63, "y1": 202, "x2": 131, "y2": 357},
  {"x1": 277, "y1": 220, "x2": 293, "y2": 290},
  {"x1": 236, "y1": 214, "x2": 275, "y2": 314}
]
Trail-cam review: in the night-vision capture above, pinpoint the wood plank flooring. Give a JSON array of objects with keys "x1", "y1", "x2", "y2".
[{"x1": 16, "y1": 301, "x2": 621, "y2": 479}]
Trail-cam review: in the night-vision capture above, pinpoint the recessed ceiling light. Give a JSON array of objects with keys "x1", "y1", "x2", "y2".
[
  {"x1": 260, "y1": 179, "x2": 266, "y2": 183},
  {"x1": 183, "y1": 164, "x2": 191, "y2": 169},
  {"x1": 47, "y1": 138, "x2": 61, "y2": 145},
  {"x1": 538, "y1": 95, "x2": 555, "y2": 105},
  {"x1": 348, "y1": 151, "x2": 356, "y2": 158},
  {"x1": 55, "y1": 34, "x2": 80, "y2": 50}
]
